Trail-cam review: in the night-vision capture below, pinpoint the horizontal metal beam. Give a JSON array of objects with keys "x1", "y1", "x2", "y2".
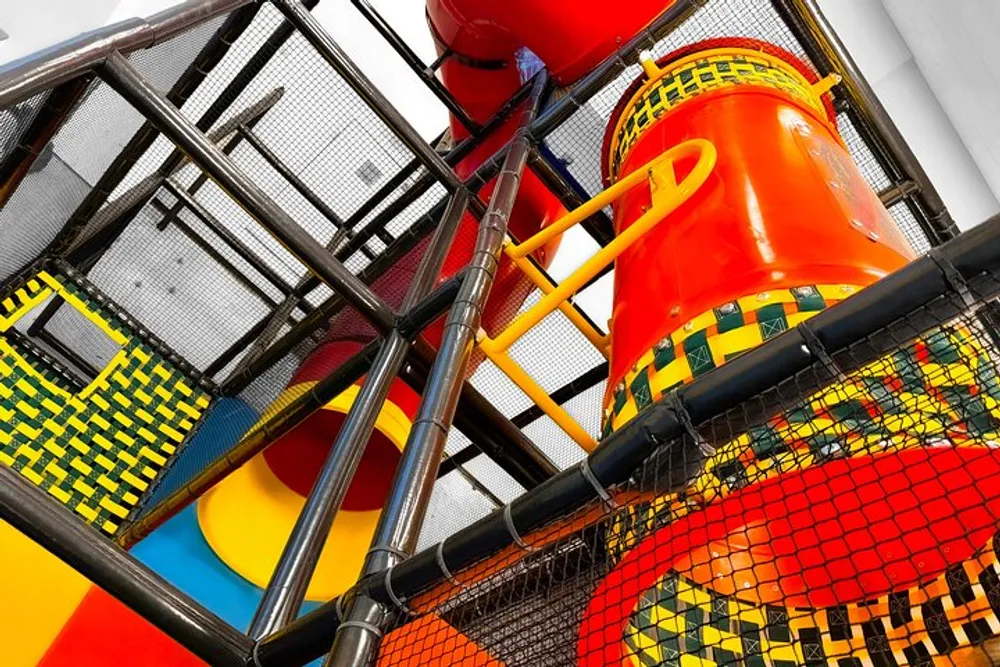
[
  {"x1": 271, "y1": 0, "x2": 462, "y2": 192},
  {"x1": 0, "y1": 0, "x2": 252, "y2": 108}
]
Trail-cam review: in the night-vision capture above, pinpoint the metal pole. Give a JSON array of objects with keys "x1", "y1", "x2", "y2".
[
  {"x1": 348, "y1": 0, "x2": 478, "y2": 134},
  {"x1": 247, "y1": 189, "x2": 470, "y2": 638},
  {"x1": 225, "y1": 76, "x2": 537, "y2": 379},
  {"x1": 0, "y1": 465, "x2": 252, "y2": 667},
  {"x1": 162, "y1": 177, "x2": 297, "y2": 295},
  {"x1": 324, "y1": 72, "x2": 549, "y2": 667},
  {"x1": 236, "y1": 123, "x2": 363, "y2": 243},
  {"x1": 62, "y1": 86, "x2": 284, "y2": 270},
  {"x1": 270, "y1": 0, "x2": 463, "y2": 192},
  {"x1": 771, "y1": 0, "x2": 960, "y2": 245},
  {"x1": 148, "y1": 197, "x2": 283, "y2": 307},
  {"x1": 222, "y1": 120, "x2": 383, "y2": 376},
  {"x1": 100, "y1": 51, "x2": 396, "y2": 333},
  {"x1": 0, "y1": 0, "x2": 253, "y2": 108}
]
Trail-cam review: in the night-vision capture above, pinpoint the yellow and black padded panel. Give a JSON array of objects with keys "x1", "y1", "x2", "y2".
[{"x1": 0, "y1": 271, "x2": 210, "y2": 536}]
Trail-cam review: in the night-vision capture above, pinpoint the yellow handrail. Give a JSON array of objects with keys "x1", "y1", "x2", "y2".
[{"x1": 479, "y1": 138, "x2": 718, "y2": 452}]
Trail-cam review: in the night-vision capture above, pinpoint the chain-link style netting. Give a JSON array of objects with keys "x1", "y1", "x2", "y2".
[{"x1": 377, "y1": 278, "x2": 1000, "y2": 667}]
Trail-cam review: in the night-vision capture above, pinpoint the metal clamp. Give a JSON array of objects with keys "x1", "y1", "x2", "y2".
[
  {"x1": 930, "y1": 248, "x2": 976, "y2": 309},
  {"x1": 797, "y1": 321, "x2": 846, "y2": 382},
  {"x1": 579, "y1": 458, "x2": 616, "y2": 510},
  {"x1": 667, "y1": 392, "x2": 715, "y2": 456},
  {"x1": 337, "y1": 620, "x2": 383, "y2": 638},
  {"x1": 503, "y1": 503, "x2": 535, "y2": 551},
  {"x1": 435, "y1": 540, "x2": 465, "y2": 588},
  {"x1": 367, "y1": 544, "x2": 410, "y2": 563},
  {"x1": 384, "y1": 566, "x2": 416, "y2": 617}
]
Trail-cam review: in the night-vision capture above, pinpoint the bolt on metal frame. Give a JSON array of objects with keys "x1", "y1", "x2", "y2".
[{"x1": 0, "y1": 0, "x2": 970, "y2": 665}]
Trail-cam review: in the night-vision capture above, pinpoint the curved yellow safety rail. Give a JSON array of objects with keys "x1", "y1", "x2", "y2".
[{"x1": 478, "y1": 138, "x2": 718, "y2": 453}]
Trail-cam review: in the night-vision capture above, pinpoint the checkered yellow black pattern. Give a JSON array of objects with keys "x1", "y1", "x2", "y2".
[
  {"x1": 610, "y1": 324, "x2": 1000, "y2": 665},
  {"x1": 623, "y1": 535, "x2": 1000, "y2": 667},
  {"x1": 608, "y1": 324, "x2": 1000, "y2": 554},
  {"x1": 608, "y1": 48, "x2": 826, "y2": 181},
  {"x1": 604, "y1": 285, "x2": 858, "y2": 437},
  {"x1": 0, "y1": 272, "x2": 210, "y2": 535}
]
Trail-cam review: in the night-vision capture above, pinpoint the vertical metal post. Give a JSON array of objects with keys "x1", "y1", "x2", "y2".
[
  {"x1": 99, "y1": 51, "x2": 395, "y2": 333},
  {"x1": 0, "y1": 465, "x2": 252, "y2": 667},
  {"x1": 247, "y1": 189, "x2": 471, "y2": 639},
  {"x1": 324, "y1": 73, "x2": 549, "y2": 667},
  {"x1": 270, "y1": 0, "x2": 463, "y2": 192},
  {"x1": 771, "y1": 0, "x2": 960, "y2": 245}
]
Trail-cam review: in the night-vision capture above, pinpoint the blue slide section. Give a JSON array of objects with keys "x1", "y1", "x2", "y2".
[{"x1": 132, "y1": 397, "x2": 321, "y2": 661}]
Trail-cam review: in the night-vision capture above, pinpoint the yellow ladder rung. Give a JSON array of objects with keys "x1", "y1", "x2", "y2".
[{"x1": 479, "y1": 331, "x2": 597, "y2": 453}]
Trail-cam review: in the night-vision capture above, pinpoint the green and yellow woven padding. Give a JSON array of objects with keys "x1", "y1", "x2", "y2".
[
  {"x1": 604, "y1": 285, "x2": 859, "y2": 437},
  {"x1": 607, "y1": 48, "x2": 826, "y2": 181},
  {"x1": 623, "y1": 536, "x2": 1000, "y2": 667},
  {"x1": 0, "y1": 272, "x2": 210, "y2": 535},
  {"x1": 608, "y1": 323, "x2": 1000, "y2": 557},
  {"x1": 608, "y1": 323, "x2": 1000, "y2": 665}
]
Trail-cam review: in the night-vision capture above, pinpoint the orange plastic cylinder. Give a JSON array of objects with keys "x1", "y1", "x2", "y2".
[{"x1": 602, "y1": 41, "x2": 915, "y2": 414}]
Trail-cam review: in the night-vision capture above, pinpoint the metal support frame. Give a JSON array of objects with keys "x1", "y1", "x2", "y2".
[
  {"x1": 216, "y1": 200, "x2": 450, "y2": 392},
  {"x1": 116, "y1": 191, "x2": 552, "y2": 548},
  {"x1": 0, "y1": 464, "x2": 252, "y2": 667},
  {"x1": 248, "y1": 188, "x2": 471, "y2": 639},
  {"x1": 324, "y1": 72, "x2": 549, "y2": 667},
  {"x1": 161, "y1": 177, "x2": 298, "y2": 296},
  {"x1": 770, "y1": 0, "x2": 960, "y2": 246},
  {"x1": 148, "y1": 197, "x2": 285, "y2": 308},
  {"x1": 221, "y1": 118, "x2": 389, "y2": 377},
  {"x1": 271, "y1": 0, "x2": 463, "y2": 193},
  {"x1": 222, "y1": 78, "x2": 536, "y2": 375},
  {"x1": 348, "y1": 0, "x2": 479, "y2": 134},
  {"x1": 0, "y1": 0, "x2": 268, "y2": 295},
  {"x1": 235, "y1": 123, "x2": 382, "y2": 247},
  {"x1": 100, "y1": 50, "x2": 396, "y2": 334}
]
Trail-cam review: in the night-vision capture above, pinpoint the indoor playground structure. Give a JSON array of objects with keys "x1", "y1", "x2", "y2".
[{"x1": 4, "y1": 0, "x2": 1000, "y2": 665}]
